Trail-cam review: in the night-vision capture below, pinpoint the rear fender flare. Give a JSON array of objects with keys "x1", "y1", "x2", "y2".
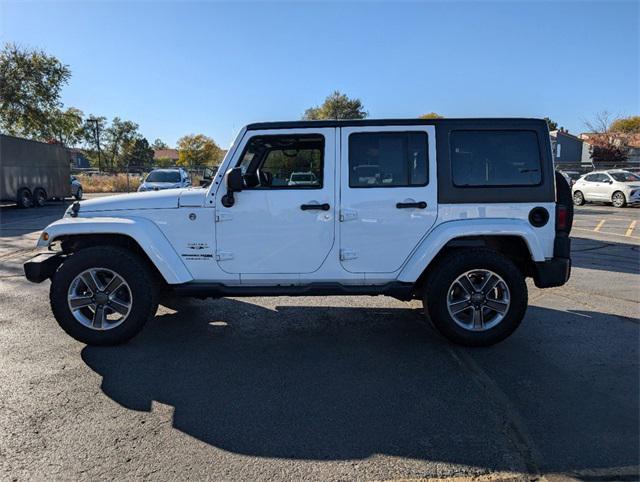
[{"x1": 397, "y1": 218, "x2": 545, "y2": 283}]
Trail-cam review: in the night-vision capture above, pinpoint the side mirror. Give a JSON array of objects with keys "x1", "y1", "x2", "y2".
[{"x1": 221, "y1": 167, "x2": 244, "y2": 207}]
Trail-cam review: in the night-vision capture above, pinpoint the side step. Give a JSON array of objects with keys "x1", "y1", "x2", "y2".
[{"x1": 169, "y1": 281, "x2": 415, "y2": 301}]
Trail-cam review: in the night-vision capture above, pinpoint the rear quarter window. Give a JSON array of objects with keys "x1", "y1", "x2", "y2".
[{"x1": 450, "y1": 130, "x2": 542, "y2": 187}]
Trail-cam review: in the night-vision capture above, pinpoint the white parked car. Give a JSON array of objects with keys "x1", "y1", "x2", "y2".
[
  {"x1": 572, "y1": 170, "x2": 640, "y2": 208},
  {"x1": 25, "y1": 118, "x2": 572, "y2": 347},
  {"x1": 138, "y1": 168, "x2": 191, "y2": 192}
]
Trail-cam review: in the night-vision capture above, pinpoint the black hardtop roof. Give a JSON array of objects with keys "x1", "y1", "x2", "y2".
[{"x1": 246, "y1": 117, "x2": 547, "y2": 131}]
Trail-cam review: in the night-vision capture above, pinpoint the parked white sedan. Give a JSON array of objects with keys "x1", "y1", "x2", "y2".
[{"x1": 572, "y1": 170, "x2": 640, "y2": 208}]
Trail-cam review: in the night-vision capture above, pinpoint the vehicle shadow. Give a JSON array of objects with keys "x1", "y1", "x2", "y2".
[
  {"x1": 571, "y1": 236, "x2": 640, "y2": 275},
  {"x1": 81, "y1": 298, "x2": 639, "y2": 474}
]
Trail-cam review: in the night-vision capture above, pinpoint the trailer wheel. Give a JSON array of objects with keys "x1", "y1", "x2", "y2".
[
  {"x1": 33, "y1": 188, "x2": 47, "y2": 207},
  {"x1": 17, "y1": 188, "x2": 33, "y2": 209}
]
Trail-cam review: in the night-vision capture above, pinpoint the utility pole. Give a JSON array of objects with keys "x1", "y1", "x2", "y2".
[{"x1": 88, "y1": 117, "x2": 102, "y2": 172}]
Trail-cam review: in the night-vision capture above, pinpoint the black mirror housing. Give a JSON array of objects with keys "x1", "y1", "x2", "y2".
[{"x1": 226, "y1": 167, "x2": 244, "y2": 192}]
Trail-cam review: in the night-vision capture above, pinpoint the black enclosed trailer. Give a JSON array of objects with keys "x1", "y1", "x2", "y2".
[{"x1": 0, "y1": 134, "x2": 71, "y2": 208}]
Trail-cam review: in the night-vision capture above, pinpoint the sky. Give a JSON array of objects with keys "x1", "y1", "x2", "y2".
[{"x1": 1, "y1": 1, "x2": 638, "y2": 148}]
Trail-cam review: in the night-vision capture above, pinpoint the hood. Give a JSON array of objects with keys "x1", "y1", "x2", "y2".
[{"x1": 78, "y1": 189, "x2": 182, "y2": 212}]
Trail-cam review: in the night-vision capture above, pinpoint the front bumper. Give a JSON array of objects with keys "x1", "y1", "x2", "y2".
[{"x1": 24, "y1": 252, "x2": 65, "y2": 283}]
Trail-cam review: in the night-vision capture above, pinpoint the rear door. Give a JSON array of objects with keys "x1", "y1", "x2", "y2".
[{"x1": 339, "y1": 126, "x2": 437, "y2": 273}]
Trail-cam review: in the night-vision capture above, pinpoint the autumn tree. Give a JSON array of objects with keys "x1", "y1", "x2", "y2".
[
  {"x1": 610, "y1": 116, "x2": 640, "y2": 134},
  {"x1": 419, "y1": 112, "x2": 443, "y2": 119},
  {"x1": 177, "y1": 134, "x2": 223, "y2": 168},
  {"x1": 303, "y1": 91, "x2": 368, "y2": 120},
  {"x1": 544, "y1": 117, "x2": 558, "y2": 131},
  {"x1": 0, "y1": 43, "x2": 72, "y2": 140}
]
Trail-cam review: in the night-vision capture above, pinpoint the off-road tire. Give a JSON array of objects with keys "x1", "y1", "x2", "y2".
[
  {"x1": 50, "y1": 246, "x2": 159, "y2": 345},
  {"x1": 423, "y1": 249, "x2": 528, "y2": 347}
]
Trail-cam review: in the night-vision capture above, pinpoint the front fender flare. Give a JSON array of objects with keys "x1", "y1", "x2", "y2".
[
  {"x1": 38, "y1": 216, "x2": 193, "y2": 284},
  {"x1": 397, "y1": 218, "x2": 546, "y2": 283}
]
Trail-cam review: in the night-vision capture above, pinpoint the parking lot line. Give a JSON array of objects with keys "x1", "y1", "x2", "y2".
[
  {"x1": 573, "y1": 227, "x2": 640, "y2": 240},
  {"x1": 626, "y1": 220, "x2": 637, "y2": 237},
  {"x1": 594, "y1": 219, "x2": 606, "y2": 232}
]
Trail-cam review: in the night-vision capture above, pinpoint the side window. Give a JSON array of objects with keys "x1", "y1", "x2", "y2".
[
  {"x1": 237, "y1": 135, "x2": 324, "y2": 189},
  {"x1": 348, "y1": 132, "x2": 428, "y2": 188},
  {"x1": 450, "y1": 130, "x2": 542, "y2": 187},
  {"x1": 584, "y1": 174, "x2": 598, "y2": 182}
]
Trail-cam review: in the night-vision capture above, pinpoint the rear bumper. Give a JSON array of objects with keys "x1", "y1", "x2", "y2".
[
  {"x1": 24, "y1": 252, "x2": 64, "y2": 283},
  {"x1": 533, "y1": 257, "x2": 571, "y2": 288}
]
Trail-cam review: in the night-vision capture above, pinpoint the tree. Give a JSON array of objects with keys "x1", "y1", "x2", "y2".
[
  {"x1": 104, "y1": 117, "x2": 141, "y2": 171},
  {"x1": 122, "y1": 137, "x2": 154, "y2": 170},
  {"x1": 589, "y1": 136, "x2": 628, "y2": 166},
  {"x1": 584, "y1": 111, "x2": 615, "y2": 133},
  {"x1": 419, "y1": 112, "x2": 443, "y2": 119},
  {"x1": 0, "y1": 43, "x2": 71, "y2": 140},
  {"x1": 49, "y1": 107, "x2": 84, "y2": 146},
  {"x1": 177, "y1": 134, "x2": 223, "y2": 168},
  {"x1": 303, "y1": 91, "x2": 368, "y2": 120},
  {"x1": 544, "y1": 117, "x2": 558, "y2": 131},
  {"x1": 151, "y1": 138, "x2": 169, "y2": 150},
  {"x1": 610, "y1": 116, "x2": 640, "y2": 134}
]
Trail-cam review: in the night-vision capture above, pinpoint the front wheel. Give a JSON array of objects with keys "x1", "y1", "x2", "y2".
[
  {"x1": 573, "y1": 190, "x2": 585, "y2": 206},
  {"x1": 424, "y1": 249, "x2": 528, "y2": 347},
  {"x1": 50, "y1": 246, "x2": 159, "y2": 345},
  {"x1": 612, "y1": 191, "x2": 626, "y2": 208}
]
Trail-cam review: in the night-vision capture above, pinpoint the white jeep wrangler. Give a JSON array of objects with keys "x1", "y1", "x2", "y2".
[{"x1": 24, "y1": 118, "x2": 573, "y2": 347}]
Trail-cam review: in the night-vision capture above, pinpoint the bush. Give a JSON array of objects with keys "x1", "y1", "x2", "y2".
[{"x1": 76, "y1": 173, "x2": 142, "y2": 193}]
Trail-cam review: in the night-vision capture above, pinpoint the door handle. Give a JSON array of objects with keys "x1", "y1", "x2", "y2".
[
  {"x1": 300, "y1": 203, "x2": 330, "y2": 211},
  {"x1": 396, "y1": 201, "x2": 427, "y2": 209}
]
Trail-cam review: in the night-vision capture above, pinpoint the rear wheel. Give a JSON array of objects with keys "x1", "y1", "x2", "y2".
[
  {"x1": 572, "y1": 190, "x2": 585, "y2": 206},
  {"x1": 50, "y1": 246, "x2": 159, "y2": 345},
  {"x1": 612, "y1": 191, "x2": 626, "y2": 208},
  {"x1": 16, "y1": 188, "x2": 32, "y2": 208},
  {"x1": 423, "y1": 249, "x2": 528, "y2": 347},
  {"x1": 33, "y1": 188, "x2": 47, "y2": 207}
]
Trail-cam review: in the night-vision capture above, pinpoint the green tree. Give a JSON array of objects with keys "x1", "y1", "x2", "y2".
[
  {"x1": 610, "y1": 116, "x2": 640, "y2": 134},
  {"x1": 122, "y1": 137, "x2": 154, "y2": 170},
  {"x1": 104, "y1": 117, "x2": 141, "y2": 171},
  {"x1": 151, "y1": 138, "x2": 169, "y2": 150},
  {"x1": 177, "y1": 134, "x2": 223, "y2": 168},
  {"x1": 0, "y1": 43, "x2": 71, "y2": 140},
  {"x1": 303, "y1": 91, "x2": 368, "y2": 120},
  {"x1": 49, "y1": 107, "x2": 84, "y2": 146},
  {"x1": 544, "y1": 117, "x2": 558, "y2": 131},
  {"x1": 419, "y1": 112, "x2": 443, "y2": 119}
]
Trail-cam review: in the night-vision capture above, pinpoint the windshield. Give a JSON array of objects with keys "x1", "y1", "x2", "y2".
[
  {"x1": 146, "y1": 171, "x2": 181, "y2": 183},
  {"x1": 609, "y1": 172, "x2": 640, "y2": 182}
]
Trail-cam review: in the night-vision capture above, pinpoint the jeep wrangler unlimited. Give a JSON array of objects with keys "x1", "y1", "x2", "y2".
[{"x1": 24, "y1": 118, "x2": 572, "y2": 347}]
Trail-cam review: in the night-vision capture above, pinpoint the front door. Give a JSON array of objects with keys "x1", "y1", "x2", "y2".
[
  {"x1": 215, "y1": 128, "x2": 336, "y2": 274},
  {"x1": 339, "y1": 126, "x2": 438, "y2": 273}
]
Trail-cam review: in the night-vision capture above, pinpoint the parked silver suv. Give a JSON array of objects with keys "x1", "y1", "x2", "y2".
[{"x1": 138, "y1": 168, "x2": 191, "y2": 192}]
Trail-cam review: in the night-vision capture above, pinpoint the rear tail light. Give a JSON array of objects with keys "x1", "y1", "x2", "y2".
[{"x1": 557, "y1": 205, "x2": 568, "y2": 232}]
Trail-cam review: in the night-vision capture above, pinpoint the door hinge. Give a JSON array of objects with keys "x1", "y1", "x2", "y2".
[
  {"x1": 215, "y1": 213, "x2": 232, "y2": 222},
  {"x1": 215, "y1": 251, "x2": 234, "y2": 261},
  {"x1": 340, "y1": 249, "x2": 358, "y2": 261},
  {"x1": 339, "y1": 209, "x2": 357, "y2": 222}
]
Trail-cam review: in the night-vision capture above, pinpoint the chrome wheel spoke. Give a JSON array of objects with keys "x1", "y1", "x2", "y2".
[
  {"x1": 92, "y1": 305, "x2": 106, "y2": 329},
  {"x1": 69, "y1": 296, "x2": 94, "y2": 310},
  {"x1": 485, "y1": 299, "x2": 508, "y2": 314},
  {"x1": 472, "y1": 307, "x2": 484, "y2": 329},
  {"x1": 109, "y1": 298, "x2": 130, "y2": 316},
  {"x1": 104, "y1": 274, "x2": 124, "y2": 295},
  {"x1": 449, "y1": 299, "x2": 471, "y2": 315}
]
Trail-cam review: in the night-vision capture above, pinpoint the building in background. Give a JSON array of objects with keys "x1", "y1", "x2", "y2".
[
  {"x1": 550, "y1": 129, "x2": 592, "y2": 171},
  {"x1": 153, "y1": 149, "x2": 180, "y2": 166}
]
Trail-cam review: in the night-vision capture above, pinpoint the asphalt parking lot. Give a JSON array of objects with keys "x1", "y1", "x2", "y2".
[{"x1": 1, "y1": 197, "x2": 638, "y2": 481}]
